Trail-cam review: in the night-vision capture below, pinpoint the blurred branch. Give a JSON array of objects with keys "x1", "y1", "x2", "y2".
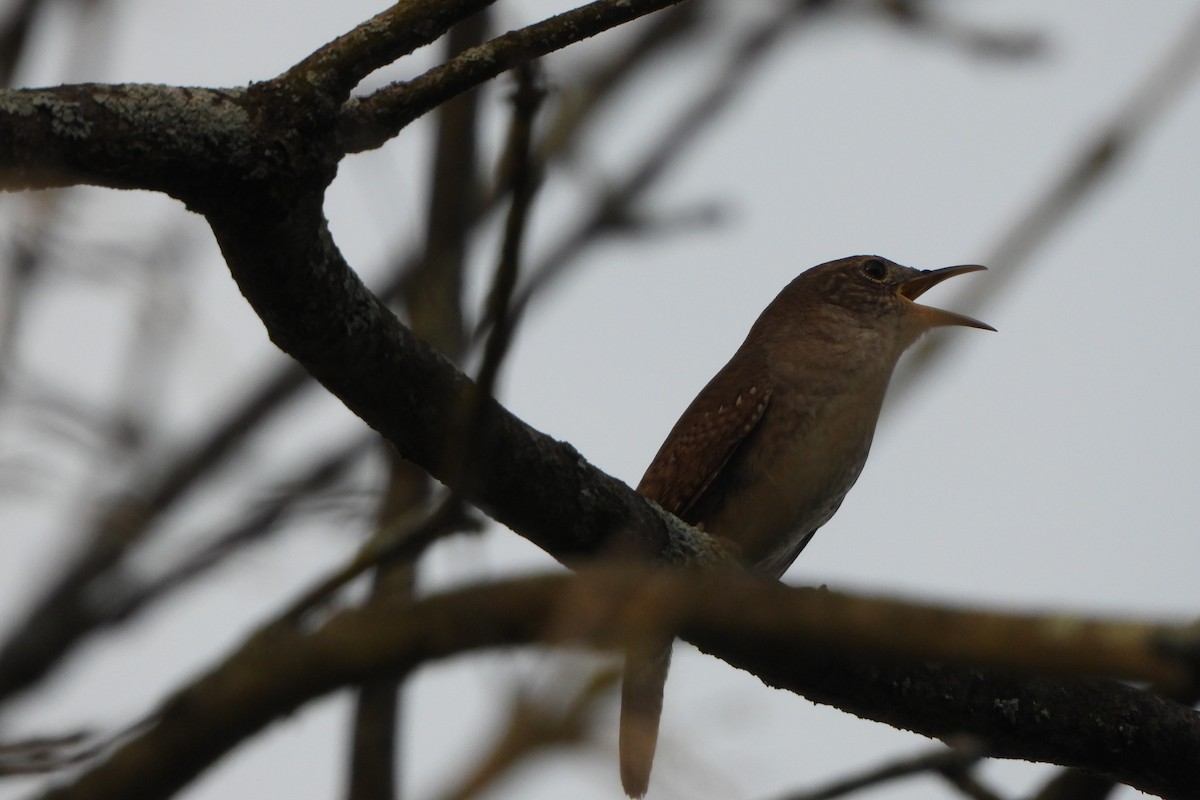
[
  {"x1": 346, "y1": 12, "x2": 491, "y2": 794},
  {"x1": 109, "y1": 438, "x2": 372, "y2": 622},
  {"x1": 283, "y1": 0, "x2": 496, "y2": 100},
  {"x1": 1030, "y1": 773, "x2": 1120, "y2": 800},
  {"x1": 0, "y1": 0, "x2": 707, "y2": 711},
  {"x1": 103, "y1": 222, "x2": 196, "y2": 455},
  {"x1": 498, "y1": 0, "x2": 826, "y2": 336},
  {"x1": 531, "y1": 2, "x2": 702, "y2": 165},
  {"x1": 35, "y1": 567, "x2": 1200, "y2": 800},
  {"x1": 937, "y1": 764, "x2": 1008, "y2": 800},
  {"x1": 874, "y1": 0, "x2": 1045, "y2": 60},
  {"x1": 279, "y1": 496, "x2": 479, "y2": 626},
  {"x1": 435, "y1": 669, "x2": 617, "y2": 800},
  {"x1": 892, "y1": 2, "x2": 1200, "y2": 396},
  {"x1": 0, "y1": 730, "x2": 101, "y2": 776},
  {"x1": 0, "y1": 360, "x2": 311, "y2": 708},
  {"x1": 771, "y1": 737, "x2": 992, "y2": 800},
  {"x1": 0, "y1": 0, "x2": 39, "y2": 85},
  {"x1": 345, "y1": 455, "x2": 424, "y2": 800},
  {"x1": 469, "y1": 63, "x2": 544, "y2": 421}
]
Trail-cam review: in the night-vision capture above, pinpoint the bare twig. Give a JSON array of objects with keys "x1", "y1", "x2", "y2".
[
  {"x1": 469, "y1": 63, "x2": 544, "y2": 422},
  {"x1": 497, "y1": 0, "x2": 823, "y2": 334},
  {"x1": 109, "y1": 438, "x2": 372, "y2": 622},
  {"x1": 0, "y1": 730, "x2": 99, "y2": 776},
  {"x1": 873, "y1": 0, "x2": 1045, "y2": 60},
  {"x1": 337, "y1": 0, "x2": 693, "y2": 153},
  {"x1": 279, "y1": 498, "x2": 478, "y2": 626},
  {"x1": 771, "y1": 738, "x2": 990, "y2": 800},
  {"x1": 346, "y1": 12, "x2": 492, "y2": 796},
  {"x1": 435, "y1": 669, "x2": 618, "y2": 800}
]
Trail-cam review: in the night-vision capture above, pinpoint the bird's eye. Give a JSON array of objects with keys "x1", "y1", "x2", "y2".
[{"x1": 862, "y1": 258, "x2": 886, "y2": 280}]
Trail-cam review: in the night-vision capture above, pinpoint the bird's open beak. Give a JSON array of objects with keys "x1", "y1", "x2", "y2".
[{"x1": 897, "y1": 264, "x2": 995, "y2": 331}]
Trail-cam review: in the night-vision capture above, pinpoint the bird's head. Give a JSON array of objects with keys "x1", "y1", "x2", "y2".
[{"x1": 805, "y1": 255, "x2": 994, "y2": 335}]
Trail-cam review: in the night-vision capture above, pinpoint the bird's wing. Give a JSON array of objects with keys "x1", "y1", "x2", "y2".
[
  {"x1": 620, "y1": 362, "x2": 771, "y2": 796},
  {"x1": 636, "y1": 369, "x2": 772, "y2": 522}
]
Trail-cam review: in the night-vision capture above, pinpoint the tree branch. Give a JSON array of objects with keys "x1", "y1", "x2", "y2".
[
  {"x1": 0, "y1": 84, "x2": 252, "y2": 194},
  {"x1": 282, "y1": 0, "x2": 497, "y2": 101},
  {"x1": 0, "y1": 0, "x2": 710, "y2": 708},
  {"x1": 337, "y1": 0, "x2": 692, "y2": 153},
  {"x1": 36, "y1": 568, "x2": 1200, "y2": 800},
  {"x1": 200, "y1": 170, "x2": 725, "y2": 572}
]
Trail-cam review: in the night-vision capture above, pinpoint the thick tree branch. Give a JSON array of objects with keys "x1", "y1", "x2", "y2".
[
  {"x1": 0, "y1": 0, "x2": 714, "y2": 708},
  {"x1": 2, "y1": 4, "x2": 1195, "y2": 799},
  {"x1": 201, "y1": 187, "x2": 720, "y2": 572},
  {"x1": 36, "y1": 569, "x2": 1200, "y2": 800}
]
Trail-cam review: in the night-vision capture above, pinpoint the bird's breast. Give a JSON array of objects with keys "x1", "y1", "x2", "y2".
[{"x1": 697, "y1": 378, "x2": 887, "y2": 576}]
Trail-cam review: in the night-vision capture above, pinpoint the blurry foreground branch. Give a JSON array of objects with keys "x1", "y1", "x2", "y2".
[{"x1": 36, "y1": 567, "x2": 1200, "y2": 800}]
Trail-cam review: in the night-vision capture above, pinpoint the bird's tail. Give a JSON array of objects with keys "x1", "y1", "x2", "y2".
[{"x1": 619, "y1": 642, "x2": 673, "y2": 798}]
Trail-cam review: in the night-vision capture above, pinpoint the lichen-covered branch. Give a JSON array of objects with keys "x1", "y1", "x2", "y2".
[{"x1": 0, "y1": 84, "x2": 252, "y2": 194}]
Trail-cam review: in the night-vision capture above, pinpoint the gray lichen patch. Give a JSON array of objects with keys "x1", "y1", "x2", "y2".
[
  {"x1": 0, "y1": 92, "x2": 93, "y2": 139},
  {"x1": 91, "y1": 84, "x2": 251, "y2": 149},
  {"x1": 0, "y1": 91, "x2": 37, "y2": 117},
  {"x1": 35, "y1": 95, "x2": 93, "y2": 139}
]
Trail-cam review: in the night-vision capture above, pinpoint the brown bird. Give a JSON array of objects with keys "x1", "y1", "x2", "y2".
[{"x1": 619, "y1": 255, "x2": 992, "y2": 797}]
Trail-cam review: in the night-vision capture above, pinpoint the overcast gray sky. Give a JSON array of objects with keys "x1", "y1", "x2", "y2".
[{"x1": 2, "y1": 2, "x2": 1199, "y2": 799}]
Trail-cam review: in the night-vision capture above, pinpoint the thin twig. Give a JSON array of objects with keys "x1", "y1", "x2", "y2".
[
  {"x1": 278, "y1": 498, "x2": 478, "y2": 626},
  {"x1": 771, "y1": 738, "x2": 990, "y2": 800},
  {"x1": 346, "y1": 13, "x2": 492, "y2": 796},
  {"x1": 873, "y1": 0, "x2": 1045, "y2": 60},
  {"x1": 337, "y1": 0, "x2": 692, "y2": 153},
  {"x1": 110, "y1": 438, "x2": 372, "y2": 623},
  {"x1": 471, "y1": 62, "x2": 544, "y2": 408}
]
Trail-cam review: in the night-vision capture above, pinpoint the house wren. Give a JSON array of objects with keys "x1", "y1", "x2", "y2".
[{"x1": 620, "y1": 255, "x2": 992, "y2": 797}]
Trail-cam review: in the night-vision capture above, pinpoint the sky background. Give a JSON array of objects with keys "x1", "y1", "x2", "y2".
[{"x1": 2, "y1": 2, "x2": 1199, "y2": 799}]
